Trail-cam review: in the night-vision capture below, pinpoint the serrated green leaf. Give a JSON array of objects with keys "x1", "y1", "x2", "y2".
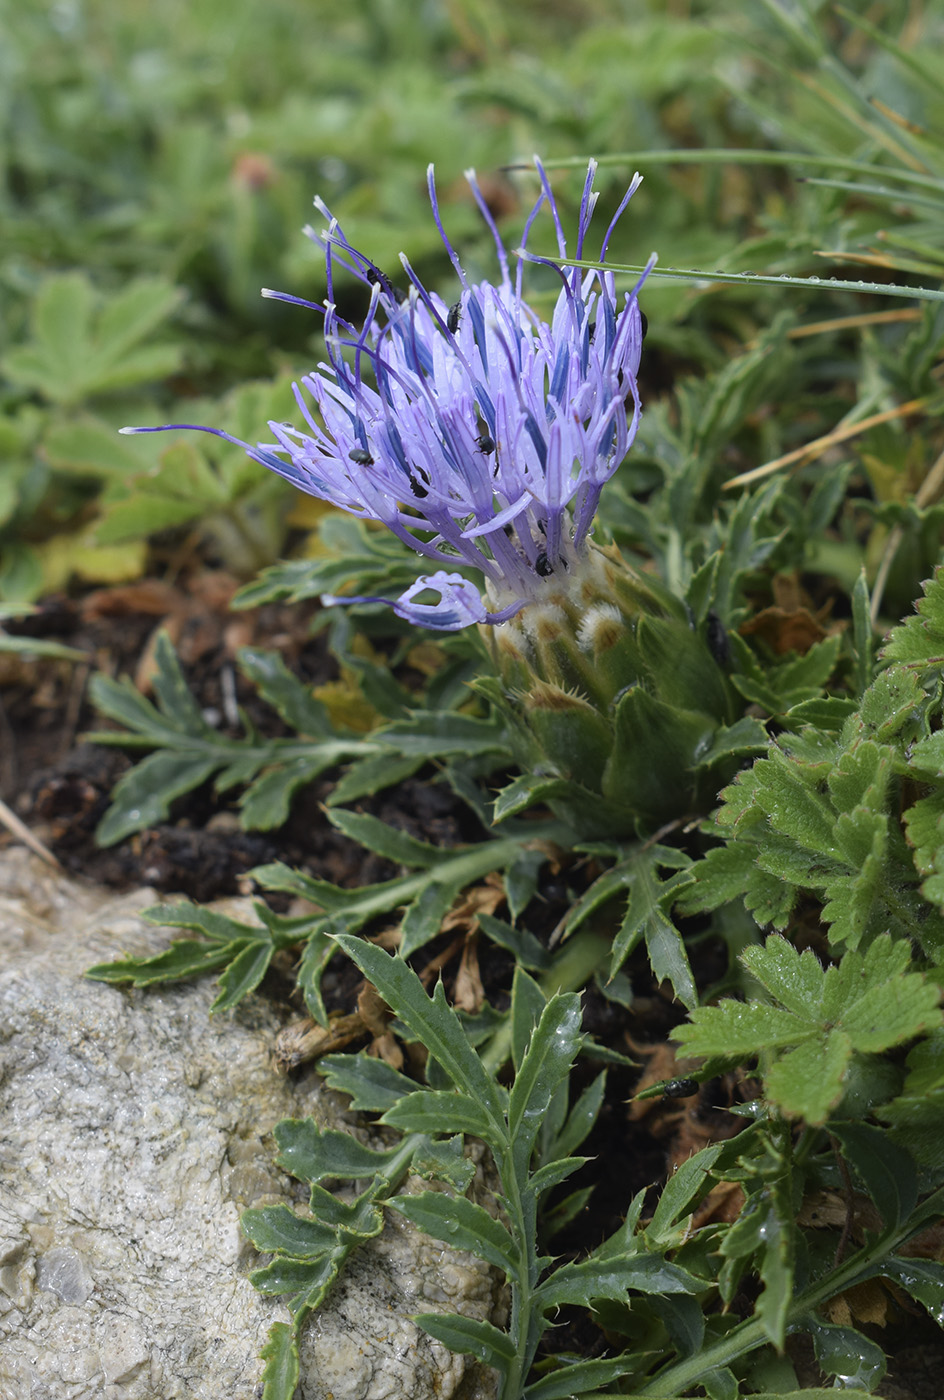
[
  {"x1": 523, "y1": 1356, "x2": 641, "y2": 1400},
  {"x1": 381, "y1": 1090, "x2": 498, "y2": 1144},
  {"x1": 881, "y1": 567, "x2": 944, "y2": 664},
  {"x1": 508, "y1": 994, "x2": 583, "y2": 1161},
  {"x1": 327, "y1": 751, "x2": 424, "y2": 806},
  {"x1": 318, "y1": 1053, "x2": 419, "y2": 1113},
  {"x1": 211, "y1": 940, "x2": 273, "y2": 1011},
  {"x1": 85, "y1": 938, "x2": 239, "y2": 987},
  {"x1": 413, "y1": 1313, "x2": 516, "y2": 1366},
  {"x1": 674, "y1": 1001, "x2": 807, "y2": 1061},
  {"x1": 879, "y1": 1256, "x2": 944, "y2": 1325},
  {"x1": 477, "y1": 913, "x2": 551, "y2": 971},
  {"x1": 831, "y1": 1123, "x2": 917, "y2": 1227},
  {"x1": 272, "y1": 1118, "x2": 406, "y2": 1184},
  {"x1": 534, "y1": 1253, "x2": 699, "y2": 1311},
  {"x1": 258, "y1": 1322, "x2": 299, "y2": 1400},
  {"x1": 241, "y1": 1203, "x2": 340, "y2": 1257},
  {"x1": 647, "y1": 1143, "x2": 724, "y2": 1244},
  {"x1": 334, "y1": 935, "x2": 505, "y2": 1123},
  {"x1": 388, "y1": 1191, "x2": 518, "y2": 1274},
  {"x1": 326, "y1": 807, "x2": 447, "y2": 868}
]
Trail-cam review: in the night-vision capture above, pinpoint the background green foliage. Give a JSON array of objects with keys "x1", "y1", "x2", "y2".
[{"x1": 6, "y1": 0, "x2": 944, "y2": 1396}]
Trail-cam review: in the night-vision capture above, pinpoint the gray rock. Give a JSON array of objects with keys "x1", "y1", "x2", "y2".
[{"x1": 0, "y1": 848, "x2": 501, "y2": 1399}]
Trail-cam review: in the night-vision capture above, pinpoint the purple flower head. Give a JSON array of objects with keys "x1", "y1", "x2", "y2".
[{"x1": 122, "y1": 158, "x2": 655, "y2": 630}]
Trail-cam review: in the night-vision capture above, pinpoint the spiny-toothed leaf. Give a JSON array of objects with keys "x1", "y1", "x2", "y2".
[
  {"x1": 85, "y1": 938, "x2": 240, "y2": 986},
  {"x1": 381, "y1": 1090, "x2": 499, "y2": 1146},
  {"x1": 878, "y1": 1256, "x2": 944, "y2": 1324},
  {"x1": 508, "y1": 994, "x2": 583, "y2": 1160},
  {"x1": 326, "y1": 807, "x2": 448, "y2": 867},
  {"x1": 522, "y1": 1356, "x2": 642, "y2": 1400},
  {"x1": 831, "y1": 1123, "x2": 917, "y2": 1227},
  {"x1": 693, "y1": 715, "x2": 769, "y2": 768},
  {"x1": 526, "y1": 1156, "x2": 590, "y2": 1200},
  {"x1": 413, "y1": 1313, "x2": 516, "y2": 1367},
  {"x1": 551, "y1": 1071, "x2": 606, "y2": 1160},
  {"x1": 239, "y1": 754, "x2": 339, "y2": 829},
  {"x1": 327, "y1": 752, "x2": 425, "y2": 806},
  {"x1": 720, "y1": 1180, "x2": 795, "y2": 1347},
  {"x1": 492, "y1": 772, "x2": 575, "y2": 824},
  {"x1": 211, "y1": 940, "x2": 273, "y2": 1010},
  {"x1": 646, "y1": 1143, "x2": 724, "y2": 1243},
  {"x1": 94, "y1": 751, "x2": 221, "y2": 845},
  {"x1": 334, "y1": 935, "x2": 506, "y2": 1123},
  {"x1": 806, "y1": 1319, "x2": 887, "y2": 1392},
  {"x1": 241, "y1": 1203, "x2": 340, "y2": 1257},
  {"x1": 248, "y1": 1252, "x2": 339, "y2": 1299},
  {"x1": 700, "y1": 1366, "x2": 739, "y2": 1400},
  {"x1": 511, "y1": 966, "x2": 548, "y2": 1074},
  {"x1": 318, "y1": 1052, "x2": 419, "y2": 1113},
  {"x1": 272, "y1": 1118, "x2": 408, "y2": 1184},
  {"x1": 388, "y1": 1192, "x2": 518, "y2": 1274},
  {"x1": 237, "y1": 647, "x2": 334, "y2": 737},
  {"x1": 399, "y1": 877, "x2": 465, "y2": 958},
  {"x1": 477, "y1": 913, "x2": 551, "y2": 971},
  {"x1": 410, "y1": 1136, "x2": 476, "y2": 1192},
  {"x1": 608, "y1": 847, "x2": 695, "y2": 1007},
  {"x1": 258, "y1": 1322, "x2": 299, "y2": 1400},
  {"x1": 534, "y1": 1254, "x2": 699, "y2": 1311}
]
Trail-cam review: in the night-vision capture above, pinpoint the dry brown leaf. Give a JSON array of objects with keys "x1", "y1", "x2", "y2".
[
  {"x1": 453, "y1": 934, "x2": 485, "y2": 1014},
  {"x1": 441, "y1": 875, "x2": 506, "y2": 934},
  {"x1": 357, "y1": 981, "x2": 392, "y2": 1037},
  {"x1": 368, "y1": 1031, "x2": 404, "y2": 1071},
  {"x1": 825, "y1": 1278, "x2": 889, "y2": 1329},
  {"x1": 274, "y1": 1012, "x2": 365, "y2": 1073}
]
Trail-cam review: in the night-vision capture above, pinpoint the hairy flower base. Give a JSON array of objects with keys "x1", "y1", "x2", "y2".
[{"x1": 479, "y1": 542, "x2": 735, "y2": 836}]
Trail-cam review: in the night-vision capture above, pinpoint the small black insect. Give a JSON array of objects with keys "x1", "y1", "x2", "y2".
[
  {"x1": 640, "y1": 309, "x2": 648, "y2": 340},
  {"x1": 587, "y1": 320, "x2": 596, "y2": 344},
  {"x1": 706, "y1": 610, "x2": 731, "y2": 668},
  {"x1": 535, "y1": 552, "x2": 554, "y2": 577},
  {"x1": 366, "y1": 265, "x2": 403, "y2": 303},
  {"x1": 349, "y1": 447, "x2": 374, "y2": 466},
  {"x1": 662, "y1": 1077, "x2": 698, "y2": 1100},
  {"x1": 475, "y1": 431, "x2": 495, "y2": 455},
  {"x1": 447, "y1": 300, "x2": 462, "y2": 334}
]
